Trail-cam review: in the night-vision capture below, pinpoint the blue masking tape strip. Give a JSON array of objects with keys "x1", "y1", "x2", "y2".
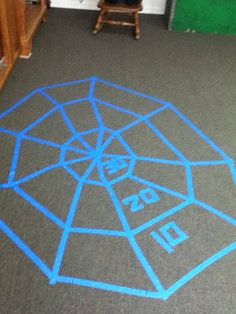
[
  {"x1": 56, "y1": 275, "x2": 162, "y2": 299},
  {"x1": 0, "y1": 90, "x2": 39, "y2": 120},
  {"x1": 162, "y1": 241, "x2": 236, "y2": 300},
  {"x1": 8, "y1": 136, "x2": 22, "y2": 183},
  {"x1": 0, "y1": 220, "x2": 52, "y2": 278},
  {"x1": 168, "y1": 104, "x2": 231, "y2": 161},
  {"x1": 14, "y1": 186, "x2": 65, "y2": 229}
]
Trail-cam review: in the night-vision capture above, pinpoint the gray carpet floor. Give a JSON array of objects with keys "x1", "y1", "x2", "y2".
[{"x1": 0, "y1": 8, "x2": 236, "y2": 314}]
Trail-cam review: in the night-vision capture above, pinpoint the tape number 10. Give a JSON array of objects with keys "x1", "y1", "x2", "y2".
[{"x1": 122, "y1": 188, "x2": 159, "y2": 213}]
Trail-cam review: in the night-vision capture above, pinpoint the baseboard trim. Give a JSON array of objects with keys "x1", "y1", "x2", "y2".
[{"x1": 51, "y1": 1, "x2": 166, "y2": 14}]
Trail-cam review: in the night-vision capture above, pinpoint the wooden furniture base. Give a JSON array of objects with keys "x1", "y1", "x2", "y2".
[{"x1": 93, "y1": 0, "x2": 143, "y2": 39}]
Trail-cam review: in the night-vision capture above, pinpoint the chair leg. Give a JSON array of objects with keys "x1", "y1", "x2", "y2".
[
  {"x1": 93, "y1": 9, "x2": 107, "y2": 34},
  {"x1": 134, "y1": 12, "x2": 140, "y2": 39}
]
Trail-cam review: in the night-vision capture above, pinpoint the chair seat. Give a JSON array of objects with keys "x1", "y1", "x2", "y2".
[{"x1": 97, "y1": 0, "x2": 143, "y2": 12}]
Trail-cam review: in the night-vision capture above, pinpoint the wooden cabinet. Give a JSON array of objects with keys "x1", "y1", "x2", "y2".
[
  {"x1": 16, "y1": 0, "x2": 47, "y2": 58},
  {"x1": 0, "y1": 0, "x2": 21, "y2": 90},
  {"x1": 0, "y1": 0, "x2": 48, "y2": 90}
]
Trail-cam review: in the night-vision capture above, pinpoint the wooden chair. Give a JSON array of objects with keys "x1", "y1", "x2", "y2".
[{"x1": 93, "y1": 0, "x2": 143, "y2": 39}]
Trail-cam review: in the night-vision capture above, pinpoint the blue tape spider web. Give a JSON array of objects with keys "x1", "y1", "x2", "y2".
[{"x1": 0, "y1": 76, "x2": 236, "y2": 301}]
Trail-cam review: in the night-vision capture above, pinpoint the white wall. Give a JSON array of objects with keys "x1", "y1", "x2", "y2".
[{"x1": 51, "y1": 0, "x2": 167, "y2": 14}]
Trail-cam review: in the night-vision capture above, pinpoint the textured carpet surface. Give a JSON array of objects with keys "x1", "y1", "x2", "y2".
[{"x1": 0, "y1": 8, "x2": 236, "y2": 314}]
